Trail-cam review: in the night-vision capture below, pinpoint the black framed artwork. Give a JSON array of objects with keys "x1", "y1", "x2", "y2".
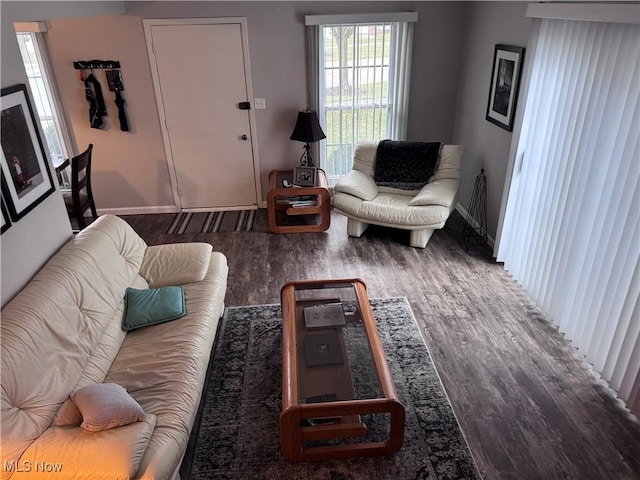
[
  {"x1": 1, "y1": 197, "x2": 11, "y2": 234},
  {"x1": 486, "y1": 44, "x2": 526, "y2": 132},
  {"x1": 1, "y1": 84, "x2": 55, "y2": 221}
]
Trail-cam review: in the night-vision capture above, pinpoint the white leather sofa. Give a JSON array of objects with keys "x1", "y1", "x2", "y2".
[
  {"x1": 1, "y1": 215, "x2": 228, "y2": 480},
  {"x1": 333, "y1": 142, "x2": 463, "y2": 248}
]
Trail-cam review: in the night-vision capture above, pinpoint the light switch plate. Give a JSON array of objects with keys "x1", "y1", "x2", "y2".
[{"x1": 255, "y1": 98, "x2": 266, "y2": 110}]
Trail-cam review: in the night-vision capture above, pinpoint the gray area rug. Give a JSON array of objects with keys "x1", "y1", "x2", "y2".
[
  {"x1": 166, "y1": 210, "x2": 256, "y2": 234},
  {"x1": 182, "y1": 298, "x2": 481, "y2": 480}
]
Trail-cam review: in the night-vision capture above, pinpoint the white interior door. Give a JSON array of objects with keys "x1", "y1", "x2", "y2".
[{"x1": 146, "y1": 19, "x2": 259, "y2": 210}]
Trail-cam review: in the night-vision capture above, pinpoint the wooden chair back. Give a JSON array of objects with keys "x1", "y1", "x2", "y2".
[
  {"x1": 71, "y1": 144, "x2": 92, "y2": 202},
  {"x1": 65, "y1": 143, "x2": 97, "y2": 230}
]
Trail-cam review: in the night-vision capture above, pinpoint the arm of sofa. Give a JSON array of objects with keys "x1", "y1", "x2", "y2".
[
  {"x1": 334, "y1": 170, "x2": 379, "y2": 201},
  {"x1": 140, "y1": 243, "x2": 213, "y2": 288},
  {"x1": 408, "y1": 178, "x2": 460, "y2": 208}
]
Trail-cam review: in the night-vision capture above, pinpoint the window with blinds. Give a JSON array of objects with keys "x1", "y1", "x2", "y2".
[
  {"x1": 319, "y1": 23, "x2": 393, "y2": 184},
  {"x1": 307, "y1": 13, "x2": 416, "y2": 187},
  {"x1": 497, "y1": 18, "x2": 639, "y2": 413}
]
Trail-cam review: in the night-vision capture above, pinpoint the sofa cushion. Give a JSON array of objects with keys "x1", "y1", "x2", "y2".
[
  {"x1": 408, "y1": 179, "x2": 460, "y2": 207},
  {"x1": 334, "y1": 170, "x2": 379, "y2": 201},
  {"x1": 429, "y1": 145, "x2": 464, "y2": 182},
  {"x1": 71, "y1": 383, "x2": 145, "y2": 432},
  {"x1": 104, "y1": 252, "x2": 228, "y2": 480},
  {"x1": 1, "y1": 215, "x2": 148, "y2": 471},
  {"x1": 123, "y1": 286, "x2": 186, "y2": 331},
  {"x1": 140, "y1": 243, "x2": 213, "y2": 288},
  {"x1": 352, "y1": 142, "x2": 378, "y2": 176},
  {"x1": 333, "y1": 191, "x2": 452, "y2": 227},
  {"x1": 12, "y1": 414, "x2": 156, "y2": 479},
  {"x1": 52, "y1": 273, "x2": 150, "y2": 431}
]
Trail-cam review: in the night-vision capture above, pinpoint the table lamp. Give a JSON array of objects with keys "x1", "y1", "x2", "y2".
[{"x1": 290, "y1": 110, "x2": 326, "y2": 167}]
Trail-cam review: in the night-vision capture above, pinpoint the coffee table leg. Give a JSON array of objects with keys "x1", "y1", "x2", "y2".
[
  {"x1": 280, "y1": 400, "x2": 405, "y2": 462},
  {"x1": 280, "y1": 406, "x2": 304, "y2": 461}
]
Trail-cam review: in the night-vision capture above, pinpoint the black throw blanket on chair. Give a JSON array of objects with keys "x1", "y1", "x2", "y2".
[{"x1": 374, "y1": 140, "x2": 442, "y2": 190}]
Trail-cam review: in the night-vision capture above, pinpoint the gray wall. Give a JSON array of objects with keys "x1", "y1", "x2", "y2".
[
  {"x1": 0, "y1": 1, "x2": 126, "y2": 307},
  {"x1": 452, "y1": 2, "x2": 531, "y2": 242},
  {"x1": 43, "y1": 1, "x2": 469, "y2": 211},
  {"x1": 2, "y1": 1, "x2": 530, "y2": 306}
]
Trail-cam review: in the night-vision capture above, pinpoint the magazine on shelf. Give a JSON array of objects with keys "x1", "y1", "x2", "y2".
[
  {"x1": 303, "y1": 303, "x2": 346, "y2": 329},
  {"x1": 289, "y1": 200, "x2": 317, "y2": 208},
  {"x1": 276, "y1": 194, "x2": 318, "y2": 207}
]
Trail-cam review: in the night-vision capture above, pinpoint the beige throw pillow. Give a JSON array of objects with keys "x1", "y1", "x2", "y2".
[{"x1": 71, "y1": 383, "x2": 145, "y2": 432}]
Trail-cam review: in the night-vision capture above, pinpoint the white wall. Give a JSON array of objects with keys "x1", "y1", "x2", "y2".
[
  {"x1": 452, "y1": 2, "x2": 531, "y2": 242},
  {"x1": 0, "y1": 1, "x2": 125, "y2": 307},
  {"x1": 46, "y1": 14, "x2": 174, "y2": 213}
]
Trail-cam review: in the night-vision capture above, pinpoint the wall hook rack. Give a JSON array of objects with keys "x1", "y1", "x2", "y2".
[{"x1": 73, "y1": 60, "x2": 120, "y2": 70}]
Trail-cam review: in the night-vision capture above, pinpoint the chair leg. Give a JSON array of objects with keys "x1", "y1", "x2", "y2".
[
  {"x1": 347, "y1": 219, "x2": 369, "y2": 238},
  {"x1": 409, "y1": 228, "x2": 435, "y2": 248},
  {"x1": 77, "y1": 211, "x2": 87, "y2": 229},
  {"x1": 87, "y1": 187, "x2": 98, "y2": 220}
]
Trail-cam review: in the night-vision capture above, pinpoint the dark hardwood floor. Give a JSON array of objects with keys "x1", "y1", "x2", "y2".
[{"x1": 121, "y1": 209, "x2": 640, "y2": 480}]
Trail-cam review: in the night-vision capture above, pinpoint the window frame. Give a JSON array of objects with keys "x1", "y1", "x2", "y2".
[
  {"x1": 306, "y1": 13, "x2": 417, "y2": 186},
  {"x1": 318, "y1": 22, "x2": 395, "y2": 186},
  {"x1": 14, "y1": 22, "x2": 75, "y2": 188}
]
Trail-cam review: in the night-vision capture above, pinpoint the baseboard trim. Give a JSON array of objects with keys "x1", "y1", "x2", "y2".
[
  {"x1": 98, "y1": 206, "x2": 178, "y2": 216},
  {"x1": 181, "y1": 205, "x2": 258, "y2": 213},
  {"x1": 455, "y1": 202, "x2": 495, "y2": 248}
]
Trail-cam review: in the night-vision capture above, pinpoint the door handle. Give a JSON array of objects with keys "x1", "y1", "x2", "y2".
[{"x1": 241, "y1": 134, "x2": 248, "y2": 141}]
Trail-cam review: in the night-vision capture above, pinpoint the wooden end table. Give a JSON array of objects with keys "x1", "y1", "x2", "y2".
[
  {"x1": 279, "y1": 278, "x2": 405, "y2": 462},
  {"x1": 267, "y1": 169, "x2": 331, "y2": 233}
]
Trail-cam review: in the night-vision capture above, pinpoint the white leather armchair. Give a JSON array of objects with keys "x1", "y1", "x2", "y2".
[{"x1": 333, "y1": 141, "x2": 463, "y2": 248}]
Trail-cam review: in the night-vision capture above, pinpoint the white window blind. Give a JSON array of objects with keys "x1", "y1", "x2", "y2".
[
  {"x1": 497, "y1": 19, "x2": 639, "y2": 413},
  {"x1": 306, "y1": 13, "x2": 416, "y2": 186}
]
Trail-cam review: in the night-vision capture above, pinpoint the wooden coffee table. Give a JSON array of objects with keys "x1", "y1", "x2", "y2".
[
  {"x1": 279, "y1": 278, "x2": 405, "y2": 462},
  {"x1": 267, "y1": 169, "x2": 331, "y2": 233}
]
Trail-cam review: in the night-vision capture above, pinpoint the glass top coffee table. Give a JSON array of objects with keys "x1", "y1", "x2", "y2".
[{"x1": 279, "y1": 278, "x2": 405, "y2": 462}]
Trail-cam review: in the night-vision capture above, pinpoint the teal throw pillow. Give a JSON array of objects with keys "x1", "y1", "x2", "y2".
[{"x1": 123, "y1": 286, "x2": 186, "y2": 331}]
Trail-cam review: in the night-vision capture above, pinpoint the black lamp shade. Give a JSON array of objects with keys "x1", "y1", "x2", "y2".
[{"x1": 290, "y1": 110, "x2": 326, "y2": 143}]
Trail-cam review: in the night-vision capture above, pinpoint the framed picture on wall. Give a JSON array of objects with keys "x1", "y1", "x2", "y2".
[
  {"x1": 1, "y1": 84, "x2": 55, "y2": 221},
  {"x1": 1, "y1": 197, "x2": 11, "y2": 234},
  {"x1": 486, "y1": 44, "x2": 526, "y2": 132}
]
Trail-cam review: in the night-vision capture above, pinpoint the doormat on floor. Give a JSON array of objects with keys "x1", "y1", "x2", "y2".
[
  {"x1": 180, "y1": 298, "x2": 481, "y2": 480},
  {"x1": 166, "y1": 210, "x2": 256, "y2": 234}
]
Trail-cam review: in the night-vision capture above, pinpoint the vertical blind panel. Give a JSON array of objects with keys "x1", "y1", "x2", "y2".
[
  {"x1": 616, "y1": 286, "x2": 640, "y2": 401},
  {"x1": 535, "y1": 23, "x2": 596, "y2": 307},
  {"x1": 497, "y1": 18, "x2": 640, "y2": 410},
  {"x1": 390, "y1": 21, "x2": 413, "y2": 140},
  {"x1": 606, "y1": 236, "x2": 640, "y2": 394}
]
